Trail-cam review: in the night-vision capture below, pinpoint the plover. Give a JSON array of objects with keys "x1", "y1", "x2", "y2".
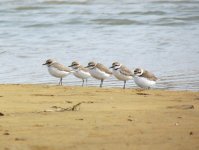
[
  {"x1": 86, "y1": 61, "x2": 112, "y2": 88},
  {"x1": 133, "y1": 68, "x2": 157, "y2": 89},
  {"x1": 68, "y1": 61, "x2": 91, "y2": 86},
  {"x1": 43, "y1": 59, "x2": 71, "y2": 85},
  {"x1": 110, "y1": 62, "x2": 133, "y2": 89}
]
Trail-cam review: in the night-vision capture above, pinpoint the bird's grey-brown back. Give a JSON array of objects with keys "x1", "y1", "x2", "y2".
[
  {"x1": 120, "y1": 65, "x2": 133, "y2": 76},
  {"x1": 96, "y1": 63, "x2": 112, "y2": 75},
  {"x1": 141, "y1": 70, "x2": 157, "y2": 81},
  {"x1": 52, "y1": 62, "x2": 71, "y2": 72}
]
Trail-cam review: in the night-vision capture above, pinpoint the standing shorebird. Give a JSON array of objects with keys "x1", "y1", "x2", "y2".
[
  {"x1": 43, "y1": 59, "x2": 71, "y2": 85},
  {"x1": 133, "y1": 68, "x2": 157, "y2": 89},
  {"x1": 110, "y1": 62, "x2": 133, "y2": 89},
  {"x1": 68, "y1": 61, "x2": 91, "y2": 86},
  {"x1": 86, "y1": 61, "x2": 112, "y2": 88}
]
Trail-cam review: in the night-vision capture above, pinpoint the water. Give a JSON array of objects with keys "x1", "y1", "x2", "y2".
[{"x1": 0, "y1": 0, "x2": 199, "y2": 91}]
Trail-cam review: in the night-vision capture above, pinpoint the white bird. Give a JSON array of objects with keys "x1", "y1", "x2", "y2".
[
  {"x1": 68, "y1": 61, "x2": 91, "y2": 86},
  {"x1": 86, "y1": 61, "x2": 112, "y2": 88},
  {"x1": 43, "y1": 59, "x2": 71, "y2": 85},
  {"x1": 110, "y1": 62, "x2": 133, "y2": 89},
  {"x1": 133, "y1": 68, "x2": 157, "y2": 89}
]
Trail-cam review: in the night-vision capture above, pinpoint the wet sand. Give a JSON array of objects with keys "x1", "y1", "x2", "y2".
[{"x1": 0, "y1": 84, "x2": 199, "y2": 150}]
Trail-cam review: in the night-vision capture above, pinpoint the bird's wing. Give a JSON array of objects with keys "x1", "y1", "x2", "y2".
[
  {"x1": 53, "y1": 62, "x2": 71, "y2": 72},
  {"x1": 141, "y1": 70, "x2": 158, "y2": 81},
  {"x1": 120, "y1": 66, "x2": 133, "y2": 76},
  {"x1": 96, "y1": 63, "x2": 112, "y2": 74}
]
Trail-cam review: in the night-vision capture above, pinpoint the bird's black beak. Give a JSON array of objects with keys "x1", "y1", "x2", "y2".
[
  {"x1": 85, "y1": 66, "x2": 89, "y2": 68},
  {"x1": 68, "y1": 65, "x2": 72, "y2": 67},
  {"x1": 43, "y1": 63, "x2": 47, "y2": 65},
  {"x1": 109, "y1": 66, "x2": 113, "y2": 69}
]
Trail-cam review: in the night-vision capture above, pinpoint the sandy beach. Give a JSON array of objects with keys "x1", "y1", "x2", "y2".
[{"x1": 0, "y1": 84, "x2": 199, "y2": 150}]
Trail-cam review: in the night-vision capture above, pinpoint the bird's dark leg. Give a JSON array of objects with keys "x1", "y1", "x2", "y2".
[
  {"x1": 86, "y1": 79, "x2": 88, "y2": 86},
  {"x1": 59, "y1": 78, "x2": 61, "y2": 85},
  {"x1": 59, "y1": 78, "x2": 62, "y2": 86},
  {"x1": 82, "y1": 79, "x2": 84, "y2": 87},
  {"x1": 123, "y1": 80, "x2": 126, "y2": 89},
  {"x1": 100, "y1": 79, "x2": 104, "y2": 88}
]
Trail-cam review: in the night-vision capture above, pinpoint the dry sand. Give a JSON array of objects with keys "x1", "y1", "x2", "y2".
[{"x1": 0, "y1": 84, "x2": 199, "y2": 150}]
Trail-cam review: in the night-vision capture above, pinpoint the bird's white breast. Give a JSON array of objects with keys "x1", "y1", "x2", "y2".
[
  {"x1": 89, "y1": 68, "x2": 111, "y2": 80},
  {"x1": 134, "y1": 76, "x2": 156, "y2": 89},
  {"x1": 48, "y1": 66, "x2": 70, "y2": 78},
  {"x1": 73, "y1": 70, "x2": 91, "y2": 79}
]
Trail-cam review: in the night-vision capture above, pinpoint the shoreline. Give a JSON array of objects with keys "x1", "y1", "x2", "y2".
[
  {"x1": 0, "y1": 83, "x2": 198, "y2": 92},
  {"x1": 0, "y1": 84, "x2": 199, "y2": 150}
]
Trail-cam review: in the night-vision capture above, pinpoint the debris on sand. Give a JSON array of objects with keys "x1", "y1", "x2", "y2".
[
  {"x1": 0, "y1": 112, "x2": 4, "y2": 116},
  {"x1": 65, "y1": 100, "x2": 73, "y2": 103},
  {"x1": 15, "y1": 137, "x2": 26, "y2": 141},
  {"x1": 44, "y1": 102, "x2": 83, "y2": 112},
  {"x1": 3, "y1": 132, "x2": 10, "y2": 135},
  {"x1": 127, "y1": 119, "x2": 133, "y2": 122},
  {"x1": 136, "y1": 93, "x2": 149, "y2": 96},
  {"x1": 167, "y1": 105, "x2": 194, "y2": 110},
  {"x1": 75, "y1": 118, "x2": 84, "y2": 121},
  {"x1": 70, "y1": 103, "x2": 82, "y2": 111},
  {"x1": 43, "y1": 101, "x2": 95, "y2": 113},
  {"x1": 32, "y1": 94, "x2": 54, "y2": 97},
  {"x1": 127, "y1": 115, "x2": 135, "y2": 122}
]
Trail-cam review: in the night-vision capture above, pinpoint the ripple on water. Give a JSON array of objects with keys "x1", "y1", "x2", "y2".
[
  {"x1": 153, "y1": 18, "x2": 188, "y2": 26},
  {"x1": 91, "y1": 19, "x2": 143, "y2": 25},
  {"x1": 119, "y1": 11, "x2": 167, "y2": 16},
  {"x1": 24, "y1": 23, "x2": 55, "y2": 28},
  {"x1": 14, "y1": 6, "x2": 50, "y2": 11},
  {"x1": 39, "y1": 0, "x2": 89, "y2": 5},
  {"x1": 159, "y1": 71, "x2": 199, "y2": 91},
  {"x1": 151, "y1": 0, "x2": 199, "y2": 4},
  {"x1": 173, "y1": 16, "x2": 199, "y2": 22},
  {"x1": 0, "y1": 51, "x2": 7, "y2": 55}
]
